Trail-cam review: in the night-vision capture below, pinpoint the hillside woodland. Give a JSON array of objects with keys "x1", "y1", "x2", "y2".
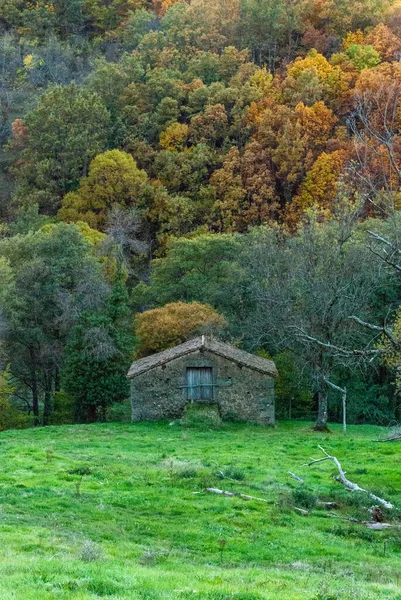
[{"x1": 2, "y1": 0, "x2": 401, "y2": 428}]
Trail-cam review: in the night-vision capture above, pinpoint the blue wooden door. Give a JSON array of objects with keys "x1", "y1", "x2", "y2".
[{"x1": 186, "y1": 367, "x2": 213, "y2": 401}]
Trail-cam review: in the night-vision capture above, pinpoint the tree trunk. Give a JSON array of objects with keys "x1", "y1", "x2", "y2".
[
  {"x1": 31, "y1": 369, "x2": 40, "y2": 426},
  {"x1": 42, "y1": 372, "x2": 53, "y2": 426},
  {"x1": 54, "y1": 367, "x2": 60, "y2": 393},
  {"x1": 87, "y1": 404, "x2": 97, "y2": 423},
  {"x1": 43, "y1": 389, "x2": 53, "y2": 426},
  {"x1": 314, "y1": 389, "x2": 329, "y2": 431}
]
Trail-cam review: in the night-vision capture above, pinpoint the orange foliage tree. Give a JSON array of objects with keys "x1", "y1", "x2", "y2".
[{"x1": 135, "y1": 301, "x2": 227, "y2": 357}]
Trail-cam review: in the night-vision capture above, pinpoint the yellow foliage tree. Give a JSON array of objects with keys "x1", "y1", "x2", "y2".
[
  {"x1": 295, "y1": 101, "x2": 338, "y2": 151},
  {"x1": 135, "y1": 301, "x2": 227, "y2": 357},
  {"x1": 159, "y1": 122, "x2": 189, "y2": 151},
  {"x1": 59, "y1": 150, "x2": 151, "y2": 230},
  {"x1": 153, "y1": 0, "x2": 183, "y2": 16},
  {"x1": 285, "y1": 49, "x2": 350, "y2": 109},
  {"x1": 288, "y1": 149, "x2": 348, "y2": 225}
]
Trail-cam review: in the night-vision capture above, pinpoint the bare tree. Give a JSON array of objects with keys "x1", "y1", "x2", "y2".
[
  {"x1": 102, "y1": 206, "x2": 149, "y2": 278},
  {"x1": 241, "y1": 216, "x2": 388, "y2": 430}
]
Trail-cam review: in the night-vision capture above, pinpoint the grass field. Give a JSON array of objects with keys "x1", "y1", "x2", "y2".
[{"x1": 0, "y1": 420, "x2": 400, "y2": 600}]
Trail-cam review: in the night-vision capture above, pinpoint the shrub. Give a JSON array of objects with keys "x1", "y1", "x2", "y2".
[
  {"x1": 80, "y1": 540, "x2": 103, "y2": 562},
  {"x1": 218, "y1": 466, "x2": 245, "y2": 481},
  {"x1": 50, "y1": 392, "x2": 74, "y2": 425},
  {"x1": 0, "y1": 370, "x2": 32, "y2": 431},
  {"x1": 181, "y1": 403, "x2": 222, "y2": 429},
  {"x1": 291, "y1": 487, "x2": 317, "y2": 509},
  {"x1": 107, "y1": 398, "x2": 132, "y2": 422}
]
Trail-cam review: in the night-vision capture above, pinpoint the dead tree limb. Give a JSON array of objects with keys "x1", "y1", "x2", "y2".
[
  {"x1": 348, "y1": 316, "x2": 400, "y2": 348},
  {"x1": 294, "y1": 507, "x2": 309, "y2": 515},
  {"x1": 295, "y1": 330, "x2": 384, "y2": 357},
  {"x1": 288, "y1": 472, "x2": 304, "y2": 483},
  {"x1": 200, "y1": 487, "x2": 268, "y2": 502},
  {"x1": 323, "y1": 513, "x2": 393, "y2": 529},
  {"x1": 304, "y1": 446, "x2": 394, "y2": 509}
]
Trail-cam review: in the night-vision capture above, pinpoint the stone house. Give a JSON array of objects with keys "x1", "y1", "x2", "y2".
[{"x1": 127, "y1": 336, "x2": 278, "y2": 425}]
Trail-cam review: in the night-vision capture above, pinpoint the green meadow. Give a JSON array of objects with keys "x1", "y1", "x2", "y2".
[{"x1": 0, "y1": 421, "x2": 400, "y2": 600}]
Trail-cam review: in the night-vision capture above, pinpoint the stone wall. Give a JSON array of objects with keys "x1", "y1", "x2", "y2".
[{"x1": 130, "y1": 349, "x2": 275, "y2": 425}]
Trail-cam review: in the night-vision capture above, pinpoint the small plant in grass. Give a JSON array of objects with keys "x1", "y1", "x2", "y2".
[
  {"x1": 80, "y1": 539, "x2": 103, "y2": 562},
  {"x1": 45, "y1": 448, "x2": 54, "y2": 462},
  {"x1": 68, "y1": 466, "x2": 92, "y2": 497},
  {"x1": 161, "y1": 458, "x2": 203, "y2": 479},
  {"x1": 181, "y1": 403, "x2": 222, "y2": 430},
  {"x1": 312, "y1": 582, "x2": 339, "y2": 600},
  {"x1": 139, "y1": 547, "x2": 172, "y2": 565},
  {"x1": 292, "y1": 487, "x2": 317, "y2": 509},
  {"x1": 217, "y1": 466, "x2": 245, "y2": 481},
  {"x1": 217, "y1": 538, "x2": 227, "y2": 563}
]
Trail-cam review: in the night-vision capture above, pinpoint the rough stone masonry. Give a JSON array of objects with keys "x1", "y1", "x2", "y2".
[{"x1": 127, "y1": 337, "x2": 277, "y2": 425}]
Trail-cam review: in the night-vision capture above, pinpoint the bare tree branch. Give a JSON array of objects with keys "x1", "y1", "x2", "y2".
[{"x1": 304, "y1": 446, "x2": 394, "y2": 509}]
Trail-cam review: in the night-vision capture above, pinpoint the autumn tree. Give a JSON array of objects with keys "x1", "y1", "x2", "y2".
[
  {"x1": 134, "y1": 301, "x2": 227, "y2": 357},
  {"x1": 59, "y1": 150, "x2": 153, "y2": 230},
  {"x1": 365, "y1": 23, "x2": 401, "y2": 61},
  {"x1": 289, "y1": 149, "x2": 349, "y2": 223}
]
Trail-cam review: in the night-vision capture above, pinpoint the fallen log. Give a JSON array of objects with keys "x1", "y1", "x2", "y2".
[
  {"x1": 198, "y1": 487, "x2": 268, "y2": 502},
  {"x1": 304, "y1": 446, "x2": 394, "y2": 510},
  {"x1": 316, "y1": 501, "x2": 337, "y2": 509},
  {"x1": 375, "y1": 435, "x2": 401, "y2": 443},
  {"x1": 289, "y1": 472, "x2": 304, "y2": 483},
  {"x1": 325, "y1": 513, "x2": 393, "y2": 529},
  {"x1": 294, "y1": 507, "x2": 309, "y2": 516},
  {"x1": 365, "y1": 522, "x2": 392, "y2": 530}
]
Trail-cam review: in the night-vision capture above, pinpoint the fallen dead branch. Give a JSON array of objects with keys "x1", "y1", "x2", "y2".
[
  {"x1": 316, "y1": 501, "x2": 337, "y2": 509},
  {"x1": 289, "y1": 472, "x2": 304, "y2": 483},
  {"x1": 294, "y1": 507, "x2": 309, "y2": 515},
  {"x1": 194, "y1": 487, "x2": 268, "y2": 502},
  {"x1": 324, "y1": 513, "x2": 393, "y2": 530},
  {"x1": 375, "y1": 435, "x2": 401, "y2": 442},
  {"x1": 375, "y1": 425, "x2": 401, "y2": 443},
  {"x1": 304, "y1": 446, "x2": 394, "y2": 510}
]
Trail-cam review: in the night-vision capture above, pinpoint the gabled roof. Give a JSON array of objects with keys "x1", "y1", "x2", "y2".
[{"x1": 127, "y1": 336, "x2": 278, "y2": 379}]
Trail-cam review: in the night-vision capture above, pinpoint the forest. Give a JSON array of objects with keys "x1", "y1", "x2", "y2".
[{"x1": 1, "y1": 0, "x2": 401, "y2": 430}]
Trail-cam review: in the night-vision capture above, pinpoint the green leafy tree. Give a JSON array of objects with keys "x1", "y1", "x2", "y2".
[
  {"x1": 0, "y1": 367, "x2": 30, "y2": 431},
  {"x1": 240, "y1": 217, "x2": 389, "y2": 430},
  {"x1": 345, "y1": 44, "x2": 381, "y2": 71},
  {"x1": 63, "y1": 275, "x2": 134, "y2": 422},
  {"x1": 12, "y1": 84, "x2": 110, "y2": 213},
  {"x1": 0, "y1": 222, "x2": 109, "y2": 424}
]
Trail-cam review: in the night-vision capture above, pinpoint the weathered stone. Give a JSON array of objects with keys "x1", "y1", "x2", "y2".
[{"x1": 128, "y1": 337, "x2": 277, "y2": 426}]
